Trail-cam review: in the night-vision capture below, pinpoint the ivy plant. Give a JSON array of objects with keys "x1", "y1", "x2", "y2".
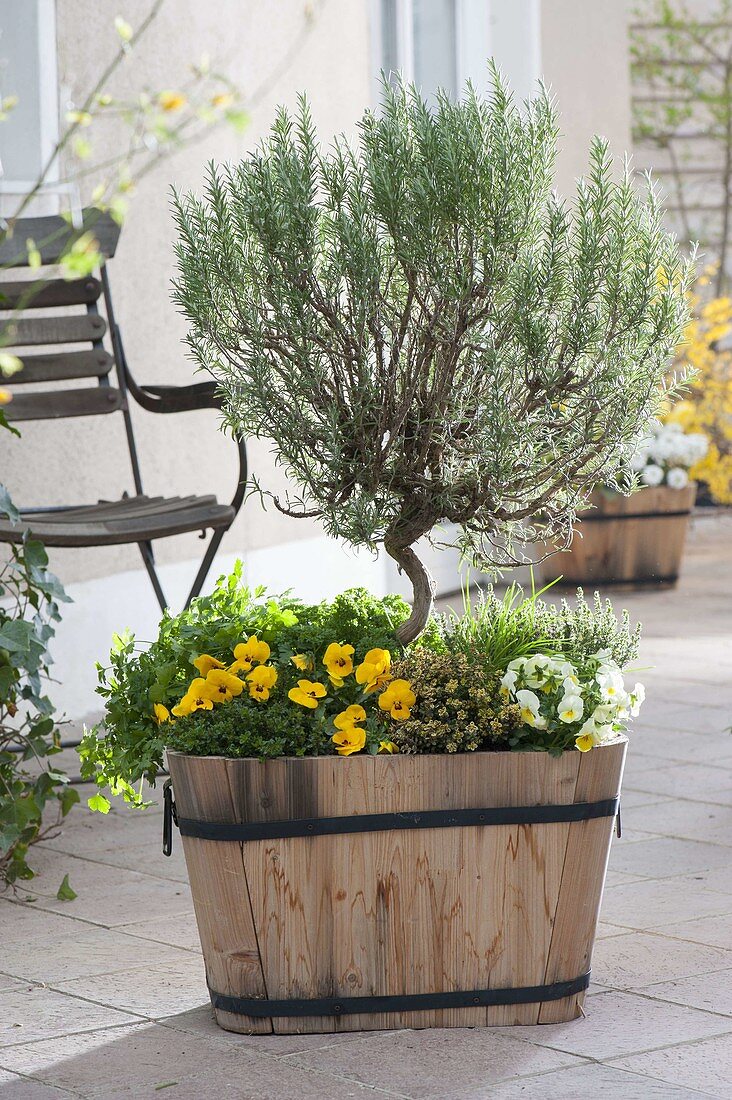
[{"x1": 0, "y1": 490, "x2": 75, "y2": 887}]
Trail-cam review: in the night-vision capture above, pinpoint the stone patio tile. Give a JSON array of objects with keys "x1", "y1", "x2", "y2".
[
  {"x1": 0, "y1": 1070, "x2": 77, "y2": 1098},
  {"x1": 159, "y1": 1004, "x2": 393, "y2": 1055},
  {"x1": 633, "y1": 729, "x2": 728, "y2": 765},
  {"x1": 84, "y1": 842, "x2": 189, "y2": 884},
  {"x1": 599, "y1": 877, "x2": 731, "y2": 929},
  {"x1": 484, "y1": 1062, "x2": 715, "y2": 1098},
  {"x1": 607, "y1": 837, "x2": 731, "y2": 879},
  {"x1": 0, "y1": 901, "x2": 92, "y2": 944},
  {"x1": 37, "y1": 807, "x2": 167, "y2": 859},
  {"x1": 0, "y1": 987, "x2": 139, "y2": 1049},
  {"x1": 616, "y1": 790, "x2": 676, "y2": 810},
  {"x1": 612, "y1": 1032, "x2": 732, "y2": 1098},
  {"x1": 23, "y1": 852, "x2": 192, "y2": 927},
  {"x1": 0, "y1": 975, "x2": 25, "y2": 993},
  {"x1": 653, "y1": 915, "x2": 732, "y2": 950},
  {"x1": 0, "y1": 1023, "x2": 407, "y2": 1100},
  {"x1": 287, "y1": 1028, "x2": 584, "y2": 1098},
  {"x1": 603, "y1": 869, "x2": 648, "y2": 888},
  {"x1": 501, "y1": 990, "x2": 732, "y2": 1060},
  {"x1": 2, "y1": 925, "x2": 196, "y2": 986},
  {"x1": 590, "y1": 932, "x2": 732, "y2": 989},
  {"x1": 638, "y1": 968, "x2": 732, "y2": 1017},
  {"x1": 625, "y1": 762, "x2": 732, "y2": 801},
  {"x1": 637, "y1": 705, "x2": 731, "y2": 736},
  {"x1": 595, "y1": 922, "x2": 629, "y2": 939},
  {"x1": 116, "y1": 911, "x2": 202, "y2": 954},
  {"x1": 159, "y1": 1061, "x2": 412, "y2": 1100},
  {"x1": 53, "y1": 955, "x2": 209, "y2": 1019},
  {"x1": 629, "y1": 799, "x2": 732, "y2": 846},
  {"x1": 671, "y1": 865, "x2": 732, "y2": 895}
]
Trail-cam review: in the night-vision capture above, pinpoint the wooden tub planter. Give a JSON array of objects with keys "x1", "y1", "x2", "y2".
[
  {"x1": 540, "y1": 484, "x2": 697, "y2": 588},
  {"x1": 165, "y1": 740, "x2": 625, "y2": 1034}
]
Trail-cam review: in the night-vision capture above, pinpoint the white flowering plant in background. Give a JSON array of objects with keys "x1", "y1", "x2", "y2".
[
  {"x1": 500, "y1": 652, "x2": 644, "y2": 755},
  {"x1": 629, "y1": 420, "x2": 708, "y2": 490}
]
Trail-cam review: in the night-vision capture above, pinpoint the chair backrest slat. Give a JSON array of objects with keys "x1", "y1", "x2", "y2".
[
  {"x1": 0, "y1": 277, "x2": 102, "y2": 310},
  {"x1": 9, "y1": 349, "x2": 114, "y2": 385},
  {"x1": 1, "y1": 313, "x2": 107, "y2": 347},
  {"x1": 0, "y1": 208, "x2": 124, "y2": 424},
  {"x1": 5, "y1": 386, "x2": 125, "y2": 421},
  {"x1": 0, "y1": 210, "x2": 121, "y2": 267}
]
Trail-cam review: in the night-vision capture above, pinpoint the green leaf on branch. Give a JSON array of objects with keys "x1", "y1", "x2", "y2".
[{"x1": 87, "y1": 793, "x2": 111, "y2": 814}]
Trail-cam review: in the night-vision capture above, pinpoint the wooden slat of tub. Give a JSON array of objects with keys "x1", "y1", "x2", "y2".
[
  {"x1": 233, "y1": 752, "x2": 583, "y2": 1033},
  {"x1": 538, "y1": 738, "x2": 627, "y2": 1023},
  {"x1": 167, "y1": 754, "x2": 271, "y2": 1034}
]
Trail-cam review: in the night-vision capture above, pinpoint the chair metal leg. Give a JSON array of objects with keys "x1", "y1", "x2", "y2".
[
  {"x1": 185, "y1": 527, "x2": 226, "y2": 608},
  {"x1": 138, "y1": 540, "x2": 168, "y2": 611}
]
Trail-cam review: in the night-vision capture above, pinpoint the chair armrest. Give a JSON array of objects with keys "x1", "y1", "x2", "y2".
[{"x1": 130, "y1": 379, "x2": 221, "y2": 414}]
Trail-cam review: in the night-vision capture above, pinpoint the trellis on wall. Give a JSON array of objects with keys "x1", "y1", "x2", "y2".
[{"x1": 630, "y1": 1, "x2": 732, "y2": 294}]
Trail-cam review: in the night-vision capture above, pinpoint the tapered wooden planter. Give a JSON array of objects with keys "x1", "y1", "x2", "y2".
[
  {"x1": 166, "y1": 740, "x2": 625, "y2": 1034},
  {"x1": 540, "y1": 484, "x2": 696, "y2": 588}
]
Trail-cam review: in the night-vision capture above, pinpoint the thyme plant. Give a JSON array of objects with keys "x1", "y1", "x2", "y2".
[{"x1": 173, "y1": 67, "x2": 692, "y2": 643}]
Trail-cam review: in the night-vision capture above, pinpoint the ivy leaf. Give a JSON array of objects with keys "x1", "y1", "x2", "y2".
[
  {"x1": 60, "y1": 787, "x2": 80, "y2": 816},
  {"x1": 0, "y1": 485, "x2": 20, "y2": 522},
  {"x1": 56, "y1": 874, "x2": 77, "y2": 901},
  {"x1": 87, "y1": 793, "x2": 111, "y2": 814}
]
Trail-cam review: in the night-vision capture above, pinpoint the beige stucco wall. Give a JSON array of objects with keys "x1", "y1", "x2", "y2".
[
  {"x1": 540, "y1": 0, "x2": 632, "y2": 193},
  {"x1": 4, "y1": 0, "x2": 371, "y2": 585},
  {"x1": 2, "y1": 1, "x2": 633, "y2": 589}
]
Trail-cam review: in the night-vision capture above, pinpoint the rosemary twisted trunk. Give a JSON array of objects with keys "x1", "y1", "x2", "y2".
[{"x1": 384, "y1": 538, "x2": 436, "y2": 645}]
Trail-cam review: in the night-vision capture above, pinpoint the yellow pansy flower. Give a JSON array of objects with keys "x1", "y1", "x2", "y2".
[
  {"x1": 288, "y1": 679, "x2": 327, "y2": 709},
  {"x1": 158, "y1": 90, "x2": 187, "y2": 112},
  {"x1": 377, "y1": 679, "x2": 415, "y2": 721},
  {"x1": 193, "y1": 653, "x2": 225, "y2": 676},
  {"x1": 355, "y1": 648, "x2": 392, "y2": 694},
  {"x1": 332, "y1": 724, "x2": 367, "y2": 756},
  {"x1": 575, "y1": 733, "x2": 594, "y2": 752},
  {"x1": 323, "y1": 642, "x2": 354, "y2": 686},
  {"x1": 205, "y1": 668, "x2": 244, "y2": 703},
  {"x1": 230, "y1": 635, "x2": 271, "y2": 674},
  {"x1": 334, "y1": 704, "x2": 366, "y2": 730},
  {"x1": 172, "y1": 678, "x2": 215, "y2": 717},
  {"x1": 291, "y1": 653, "x2": 313, "y2": 671},
  {"x1": 153, "y1": 703, "x2": 171, "y2": 724},
  {"x1": 246, "y1": 664, "x2": 277, "y2": 702},
  {"x1": 378, "y1": 740, "x2": 399, "y2": 754}
]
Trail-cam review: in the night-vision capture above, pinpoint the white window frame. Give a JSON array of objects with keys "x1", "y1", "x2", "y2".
[
  {"x1": 370, "y1": 0, "x2": 541, "y2": 105},
  {"x1": 0, "y1": 0, "x2": 60, "y2": 210}
]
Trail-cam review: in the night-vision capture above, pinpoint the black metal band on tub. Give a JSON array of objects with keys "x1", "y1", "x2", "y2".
[
  {"x1": 578, "y1": 509, "x2": 691, "y2": 522},
  {"x1": 162, "y1": 791, "x2": 620, "y2": 853},
  {"x1": 208, "y1": 971, "x2": 591, "y2": 1018}
]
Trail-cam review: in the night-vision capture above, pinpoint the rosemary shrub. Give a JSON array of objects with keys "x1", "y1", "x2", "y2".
[{"x1": 173, "y1": 66, "x2": 691, "y2": 642}]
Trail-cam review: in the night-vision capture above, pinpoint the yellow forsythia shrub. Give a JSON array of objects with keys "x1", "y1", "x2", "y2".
[{"x1": 668, "y1": 286, "x2": 732, "y2": 503}]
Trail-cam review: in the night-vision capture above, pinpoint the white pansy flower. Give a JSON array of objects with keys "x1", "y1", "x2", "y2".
[
  {"x1": 666, "y1": 467, "x2": 689, "y2": 489},
  {"x1": 500, "y1": 668, "x2": 518, "y2": 699},
  {"x1": 516, "y1": 689, "x2": 547, "y2": 729},
  {"x1": 641, "y1": 463, "x2": 664, "y2": 486},
  {"x1": 558, "y1": 693, "x2": 584, "y2": 724},
  {"x1": 629, "y1": 682, "x2": 645, "y2": 717}
]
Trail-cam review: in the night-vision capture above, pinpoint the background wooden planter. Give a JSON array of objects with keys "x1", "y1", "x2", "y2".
[
  {"x1": 167, "y1": 741, "x2": 626, "y2": 1034},
  {"x1": 539, "y1": 484, "x2": 696, "y2": 588}
]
